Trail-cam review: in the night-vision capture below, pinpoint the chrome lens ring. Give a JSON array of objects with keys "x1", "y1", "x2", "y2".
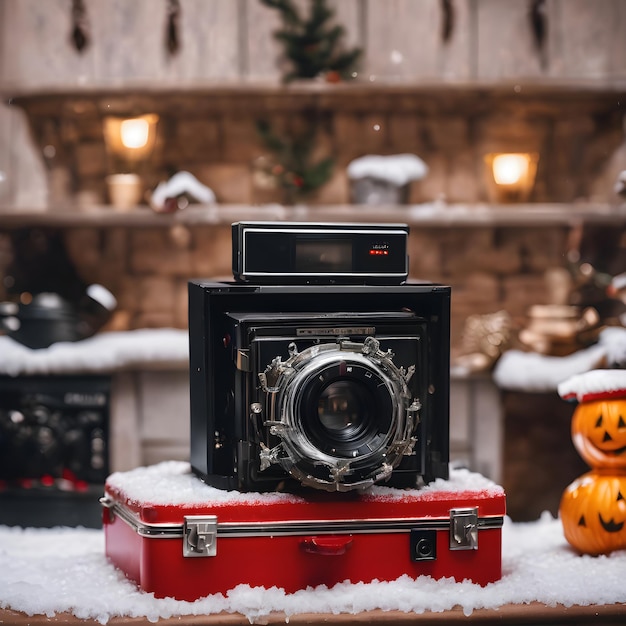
[{"x1": 267, "y1": 340, "x2": 416, "y2": 490}]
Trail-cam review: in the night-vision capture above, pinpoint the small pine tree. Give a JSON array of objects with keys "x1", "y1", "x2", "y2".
[
  {"x1": 256, "y1": 118, "x2": 334, "y2": 204},
  {"x1": 260, "y1": 0, "x2": 361, "y2": 83}
]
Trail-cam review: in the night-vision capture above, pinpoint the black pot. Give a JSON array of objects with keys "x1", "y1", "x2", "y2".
[
  {"x1": 0, "y1": 286, "x2": 116, "y2": 350},
  {"x1": 0, "y1": 293, "x2": 83, "y2": 349}
]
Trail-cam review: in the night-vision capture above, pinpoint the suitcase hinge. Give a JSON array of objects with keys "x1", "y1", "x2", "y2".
[
  {"x1": 183, "y1": 515, "x2": 218, "y2": 557},
  {"x1": 449, "y1": 507, "x2": 478, "y2": 551}
]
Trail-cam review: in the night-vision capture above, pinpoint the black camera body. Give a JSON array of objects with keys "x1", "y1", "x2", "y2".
[{"x1": 188, "y1": 280, "x2": 450, "y2": 492}]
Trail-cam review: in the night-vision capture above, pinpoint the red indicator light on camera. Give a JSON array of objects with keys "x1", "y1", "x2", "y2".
[{"x1": 369, "y1": 249, "x2": 389, "y2": 256}]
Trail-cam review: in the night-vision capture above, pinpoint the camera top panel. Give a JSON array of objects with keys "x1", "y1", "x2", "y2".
[{"x1": 232, "y1": 222, "x2": 409, "y2": 285}]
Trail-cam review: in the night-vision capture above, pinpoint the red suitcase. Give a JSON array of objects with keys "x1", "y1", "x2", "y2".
[{"x1": 102, "y1": 462, "x2": 505, "y2": 601}]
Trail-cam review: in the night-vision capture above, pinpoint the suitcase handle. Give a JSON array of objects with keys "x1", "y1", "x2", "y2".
[{"x1": 301, "y1": 535, "x2": 353, "y2": 556}]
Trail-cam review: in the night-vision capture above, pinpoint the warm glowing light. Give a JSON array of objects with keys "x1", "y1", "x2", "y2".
[
  {"x1": 492, "y1": 154, "x2": 531, "y2": 186},
  {"x1": 120, "y1": 118, "x2": 150, "y2": 149},
  {"x1": 484, "y1": 152, "x2": 538, "y2": 202},
  {"x1": 103, "y1": 113, "x2": 159, "y2": 162},
  {"x1": 103, "y1": 113, "x2": 159, "y2": 209}
]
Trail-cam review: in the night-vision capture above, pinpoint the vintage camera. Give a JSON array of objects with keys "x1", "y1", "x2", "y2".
[{"x1": 189, "y1": 223, "x2": 450, "y2": 493}]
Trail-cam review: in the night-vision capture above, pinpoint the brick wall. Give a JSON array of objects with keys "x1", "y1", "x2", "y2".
[
  {"x1": 56, "y1": 224, "x2": 231, "y2": 331},
  {"x1": 3, "y1": 83, "x2": 626, "y2": 351},
  {"x1": 2, "y1": 212, "x2": 622, "y2": 351},
  {"x1": 12, "y1": 88, "x2": 626, "y2": 209},
  {"x1": 24, "y1": 221, "x2": 569, "y2": 349}
]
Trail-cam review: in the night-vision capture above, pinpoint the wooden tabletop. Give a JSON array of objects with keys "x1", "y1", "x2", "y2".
[{"x1": 2, "y1": 602, "x2": 626, "y2": 625}]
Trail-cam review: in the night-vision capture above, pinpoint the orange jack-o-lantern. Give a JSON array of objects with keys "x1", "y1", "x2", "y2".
[
  {"x1": 560, "y1": 471, "x2": 626, "y2": 555},
  {"x1": 571, "y1": 397, "x2": 626, "y2": 470}
]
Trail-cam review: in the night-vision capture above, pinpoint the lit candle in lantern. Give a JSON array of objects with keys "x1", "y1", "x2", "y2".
[
  {"x1": 120, "y1": 118, "x2": 151, "y2": 150},
  {"x1": 492, "y1": 154, "x2": 531, "y2": 186},
  {"x1": 103, "y1": 113, "x2": 159, "y2": 163},
  {"x1": 103, "y1": 114, "x2": 159, "y2": 210},
  {"x1": 485, "y1": 152, "x2": 538, "y2": 202}
]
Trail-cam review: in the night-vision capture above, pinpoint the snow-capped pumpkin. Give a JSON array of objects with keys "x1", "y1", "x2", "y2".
[
  {"x1": 560, "y1": 471, "x2": 626, "y2": 555},
  {"x1": 559, "y1": 370, "x2": 626, "y2": 470}
]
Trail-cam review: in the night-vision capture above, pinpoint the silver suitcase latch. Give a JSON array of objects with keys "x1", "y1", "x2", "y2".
[
  {"x1": 184, "y1": 515, "x2": 218, "y2": 557},
  {"x1": 449, "y1": 507, "x2": 478, "y2": 551}
]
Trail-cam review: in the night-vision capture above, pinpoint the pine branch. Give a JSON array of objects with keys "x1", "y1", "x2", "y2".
[
  {"x1": 259, "y1": 0, "x2": 299, "y2": 26},
  {"x1": 256, "y1": 120, "x2": 287, "y2": 155},
  {"x1": 255, "y1": 117, "x2": 334, "y2": 201},
  {"x1": 301, "y1": 156, "x2": 334, "y2": 192},
  {"x1": 261, "y1": 0, "x2": 361, "y2": 83}
]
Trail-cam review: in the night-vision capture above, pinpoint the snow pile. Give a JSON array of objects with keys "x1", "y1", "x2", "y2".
[
  {"x1": 369, "y1": 466, "x2": 504, "y2": 501},
  {"x1": 150, "y1": 171, "x2": 216, "y2": 212},
  {"x1": 493, "y1": 326, "x2": 626, "y2": 393},
  {"x1": 492, "y1": 344, "x2": 607, "y2": 392},
  {"x1": 600, "y1": 326, "x2": 626, "y2": 366},
  {"x1": 0, "y1": 329, "x2": 189, "y2": 376},
  {"x1": 106, "y1": 462, "x2": 504, "y2": 507},
  {"x1": 558, "y1": 369, "x2": 626, "y2": 403},
  {"x1": 1, "y1": 513, "x2": 625, "y2": 623},
  {"x1": 106, "y1": 461, "x2": 302, "y2": 506},
  {"x1": 347, "y1": 154, "x2": 428, "y2": 186}
]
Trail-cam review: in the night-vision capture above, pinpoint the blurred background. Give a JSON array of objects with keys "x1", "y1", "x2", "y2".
[{"x1": 0, "y1": 0, "x2": 625, "y2": 525}]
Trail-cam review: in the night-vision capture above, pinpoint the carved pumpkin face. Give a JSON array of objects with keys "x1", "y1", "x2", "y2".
[
  {"x1": 560, "y1": 471, "x2": 626, "y2": 555},
  {"x1": 571, "y1": 398, "x2": 626, "y2": 470}
]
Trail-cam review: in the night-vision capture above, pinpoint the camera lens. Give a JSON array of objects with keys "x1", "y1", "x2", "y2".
[
  {"x1": 297, "y1": 360, "x2": 392, "y2": 459},
  {"x1": 317, "y1": 381, "x2": 369, "y2": 438},
  {"x1": 261, "y1": 339, "x2": 418, "y2": 491}
]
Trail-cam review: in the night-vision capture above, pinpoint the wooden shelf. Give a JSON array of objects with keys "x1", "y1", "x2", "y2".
[
  {"x1": 1, "y1": 203, "x2": 625, "y2": 230},
  {"x1": 5, "y1": 81, "x2": 626, "y2": 117},
  {"x1": 5, "y1": 78, "x2": 626, "y2": 98}
]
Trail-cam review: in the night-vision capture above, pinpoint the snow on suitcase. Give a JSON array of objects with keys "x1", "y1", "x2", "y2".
[{"x1": 102, "y1": 461, "x2": 505, "y2": 601}]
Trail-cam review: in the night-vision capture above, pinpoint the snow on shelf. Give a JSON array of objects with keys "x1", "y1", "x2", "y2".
[
  {"x1": 492, "y1": 327, "x2": 626, "y2": 393},
  {"x1": 1, "y1": 202, "x2": 626, "y2": 230},
  {"x1": 0, "y1": 329, "x2": 189, "y2": 377}
]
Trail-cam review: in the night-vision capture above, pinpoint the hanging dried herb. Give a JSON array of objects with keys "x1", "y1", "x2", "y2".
[
  {"x1": 166, "y1": 0, "x2": 182, "y2": 55},
  {"x1": 441, "y1": 0, "x2": 454, "y2": 43},
  {"x1": 530, "y1": 0, "x2": 547, "y2": 52},
  {"x1": 70, "y1": 0, "x2": 90, "y2": 53}
]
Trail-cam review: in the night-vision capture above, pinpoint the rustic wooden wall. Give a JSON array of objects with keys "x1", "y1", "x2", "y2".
[
  {"x1": 1, "y1": 0, "x2": 626, "y2": 347},
  {"x1": 2, "y1": 0, "x2": 626, "y2": 210},
  {"x1": 2, "y1": 0, "x2": 626, "y2": 88}
]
